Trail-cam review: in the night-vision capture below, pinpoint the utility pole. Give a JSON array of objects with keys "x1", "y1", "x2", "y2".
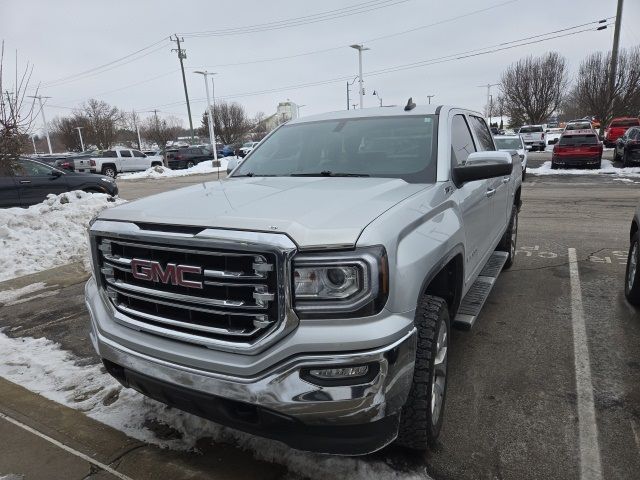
[
  {"x1": 350, "y1": 45, "x2": 370, "y2": 109},
  {"x1": 131, "y1": 111, "x2": 141, "y2": 149},
  {"x1": 477, "y1": 83, "x2": 499, "y2": 118},
  {"x1": 170, "y1": 35, "x2": 195, "y2": 142},
  {"x1": 427, "y1": 94, "x2": 435, "y2": 104},
  {"x1": 608, "y1": 0, "x2": 624, "y2": 110},
  {"x1": 27, "y1": 94, "x2": 52, "y2": 154},
  {"x1": 31, "y1": 135, "x2": 37, "y2": 154},
  {"x1": 193, "y1": 71, "x2": 219, "y2": 166},
  {"x1": 75, "y1": 126, "x2": 85, "y2": 151},
  {"x1": 372, "y1": 90, "x2": 383, "y2": 107}
]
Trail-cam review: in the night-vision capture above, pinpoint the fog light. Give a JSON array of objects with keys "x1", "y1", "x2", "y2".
[{"x1": 309, "y1": 365, "x2": 369, "y2": 380}]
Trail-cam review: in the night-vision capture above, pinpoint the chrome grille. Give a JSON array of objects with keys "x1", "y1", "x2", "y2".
[{"x1": 95, "y1": 236, "x2": 282, "y2": 348}]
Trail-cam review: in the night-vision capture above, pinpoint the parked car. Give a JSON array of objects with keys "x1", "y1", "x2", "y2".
[
  {"x1": 167, "y1": 146, "x2": 214, "y2": 169},
  {"x1": 0, "y1": 158, "x2": 118, "y2": 208},
  {"x1": 625, "y1": 205, "x2": 640, "y2": 305},
  {"x1": 545, "y1": 127, "x2": 564, "y2": 145},
  {"x1": 494, "y1": 134, "x2": 528, "y2": 180},
  {"x1": 613, "y1": 127, "x2": 640, "y2": 167},
  {"x1": 34, "y1": 154, "x2": 76, "y2": 171},
  {"x1": 518, "y1": 125, "x2": 546, "y2": 151},
  {"x1": 551, "y1": 129, "x2": 602, "y2": 169},
  {"x1": 75, "y1": 148, "x2": 163, "y2": 177},
  {"x1": 564, "y1": 121, "x2": 593, "y2": 131},
  {"x1": 225, "y1": 156, "x2": 244, "y2": 174},
  {"x1": 604, "y1": 117, "x2": 640, "y2": 147},
  {"x1": 239, "y1": 141, "x2": 260, "y2": 157},
  {"x1": 218, "y1": 145, "x2": 235, "y2": 157},
  {"x1": 86, "y1": 104, "x2": 522, "y2": 455}
]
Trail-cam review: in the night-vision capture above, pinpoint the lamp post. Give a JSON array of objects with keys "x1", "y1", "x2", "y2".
[
  {"x1": 427, "y1": 94, "x2": 435, "y2": 104},
  {"x1": 350, "y1": 44, "x2": 370, "y2": 109},
  {"x1": 372, "y1": 90, "x2": 383, "y2": 107},
  {"x1": 193, "y1": 70, "x2": 218, "y2": 165},
  {"x1": 296, "y1": 104, "x2": 306, "y2": 118},
  {"x1": 346, "y1": 76, "x2": 358, "y2": 110},
  {"x1": 75, "y1": 126, "x2": 85, "y2": 152}
]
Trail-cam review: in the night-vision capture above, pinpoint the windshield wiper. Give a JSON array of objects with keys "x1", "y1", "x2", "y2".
[
  {"x1": 290, "y1": 171, "x2": 369, "y2": 177},
  {"x1": 233, "y1": 173, "x2": 279, "y2": 177}
]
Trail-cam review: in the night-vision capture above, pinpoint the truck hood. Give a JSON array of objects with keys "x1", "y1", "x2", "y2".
[{"x1": 100, "y1": 177, "x2": 431, "y2": 249}]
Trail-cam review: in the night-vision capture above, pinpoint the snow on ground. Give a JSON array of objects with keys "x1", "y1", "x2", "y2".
[
  {"x1": 529, "y1": 160, "x2": 640, "y2": 177},
  {"x1": 0, "y1": 331, "x2": 429, "y2": 480},
  {"x1": 0, "y1": 191, "x2": 126, "y2": 282},
  {"x1": 0, "y1": 282, "x2": 47, "y2": 306},
  {"x1": 117, "y1": 158, "x2": 230, "y2": 181}
]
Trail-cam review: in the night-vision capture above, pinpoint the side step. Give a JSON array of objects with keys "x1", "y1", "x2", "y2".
[{"x1": 453, "y1": 251, "x2": 508, "y2": 330}]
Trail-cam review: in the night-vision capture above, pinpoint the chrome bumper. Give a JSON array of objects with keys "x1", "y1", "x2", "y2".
[{"x1": 85, "y1": 278, "x2": 417, "y2": 453}]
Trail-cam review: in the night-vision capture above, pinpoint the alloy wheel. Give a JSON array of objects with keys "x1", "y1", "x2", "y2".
[
  {"x1": 628, "y1": 241, "x2": 638, "y2": 292},
  {"x1": 431, "y1": 319, "x2": 448, "y2": 426}
]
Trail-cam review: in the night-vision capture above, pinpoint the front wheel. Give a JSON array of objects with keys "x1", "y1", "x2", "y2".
[
  {"x1": 522, "y1": 167, "x2": 527, "y2": 181},
  {"x1": 625, "y1": 232, "x2": 640, "y2": 305},
  {"x1": 396, "y1": 295, "x2": 449, "y2": 450}
]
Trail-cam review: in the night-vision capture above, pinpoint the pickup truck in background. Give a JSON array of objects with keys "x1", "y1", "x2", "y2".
[
  {"x1": 518, "y1": 125, "x2": 546, "y2": 151},
  {"x1": 75, "y1": 148, "x2": 163, "y2": 178},
  {"x1": 85, "y1": 104, "x2": 522, "y2": 455}
]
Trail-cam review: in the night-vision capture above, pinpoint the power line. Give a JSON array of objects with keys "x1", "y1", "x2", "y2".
[
  {"x1": 179, "y1": 0, "x2": 410, "y2": 37},
  {"x1": 142, "y1": 19, "x2": 613, "y2": 110},
  {"x1": 188, "y1": 0, "x2": 521, "y2": 68},
  {"x1": 41, "y1": 38, "x2": 169, "y2": 87}
]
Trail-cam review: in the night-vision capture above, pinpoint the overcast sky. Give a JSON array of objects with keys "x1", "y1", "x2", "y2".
[{"x1": 2, "y1": 0, "x2": 639, "y2": 133}]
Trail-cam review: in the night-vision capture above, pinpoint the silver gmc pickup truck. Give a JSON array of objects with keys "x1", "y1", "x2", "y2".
[{"x1": 85, "y1": 104, "x2": 522, "y2": 455}]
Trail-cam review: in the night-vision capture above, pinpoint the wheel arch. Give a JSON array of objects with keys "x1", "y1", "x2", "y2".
[{"x1": 418, "y1": 246, "x2": 464, "y2": 319}]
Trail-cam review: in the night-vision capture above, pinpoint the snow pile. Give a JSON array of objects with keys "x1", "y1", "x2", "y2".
[
  {"x1": 0, "y1": 191, "x2": 126, "y2": 282},
  {"x1": 118, "y1": 158, "x2": 231, "y2": 181},
  {"x1": 0, "y1": 332, "x2": 430, "y2": 480},
  {"x1": 529, "y1": 160, "x2": 640, "y2": 177}
]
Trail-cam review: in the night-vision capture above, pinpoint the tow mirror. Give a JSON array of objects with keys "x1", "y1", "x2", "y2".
[{"x1": 453, "y1": 151, "x2": 512, "y2": 186}]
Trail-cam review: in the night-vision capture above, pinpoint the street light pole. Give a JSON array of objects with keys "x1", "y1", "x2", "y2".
[
  {"x1": 31, "y1": 135, "x2": 37, "y2": 154},
  {"x1": 75, "y1": 126, "x2": 85, "y2": 151},
  {"x1": 427, "y1": 94, "x2": 435, "y2": 104},
  {"x1": 477, "y1": 83, "x2": 500, "y2": 118},
  {"x1": 296, "y1": 104, "x2": 306, "y2": 118},
  {"x1": 346, "y1": 76, "x2": 358, "y2": 110},
  {"x1": 350, "y1": 45, "x2": 370, "y2": 109},
  {"x1": 609, "y1": 0, "x2": 624, "y2": 110},
  {"x1": 194, "y1": 70, "x2": 218, "y2": 165},
  {"x1": 28, "y1": 95, "x2": 52, "y2": 154}
]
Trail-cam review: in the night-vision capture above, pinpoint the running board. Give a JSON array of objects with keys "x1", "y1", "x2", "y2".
[{"x1": 453, "y1": 251, "x2": 508, "y2": 330}]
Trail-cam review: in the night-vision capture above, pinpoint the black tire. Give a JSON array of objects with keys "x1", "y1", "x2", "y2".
[
  {"x1": 186, "y1": 161, "x2": 195, "y2": 169},
  {"x1": 613, "y1": 149, "x2": 621, "y2": 162},
  {"x1": 522, "y1": 167, "x2": 526, "y2": 181},
  {"x1": 151, "y1": 161, "x2": 162, "y2": 167},
  {"x1": 101, "y1": 165, "x2": 117, "y2": 178},
  {"x1": 396, "y1": 295, "x2": 449, "y2": 450},
  {"x1": 625, "y1": 232, "x2": 640, "y2": 306},
  {"x1": 551, "y1": 161, "x2": 558, "y2": 170},
  {"x1": 497, "y1": 205, "x2": 518, "y2": 269},
  {"x1": 623, "y1": 150, "x2": 631, "y2": 168}
]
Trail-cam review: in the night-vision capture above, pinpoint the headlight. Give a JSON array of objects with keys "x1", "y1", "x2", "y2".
[
  {"x1": 293, "y1": 246, "x2": 388, "y2": 318},
  {"x1": 100, "y1": 177, "x2": 114, "y2": 183}
]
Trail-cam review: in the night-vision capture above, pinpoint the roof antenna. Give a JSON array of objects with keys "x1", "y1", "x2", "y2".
[{"x1": 404, "y1": 97, "x2": 416, "y2": 111}]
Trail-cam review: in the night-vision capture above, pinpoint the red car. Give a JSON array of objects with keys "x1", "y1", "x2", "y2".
[
  {"x1": 551, "y1": 129, "x2": 603, "y2": 169},
  {"x1": 604, "y1": 117, "x2": 640, "y2": 147}
]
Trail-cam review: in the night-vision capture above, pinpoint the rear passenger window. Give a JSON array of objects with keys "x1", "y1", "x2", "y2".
[
  {"x1": 132, "y1": 150, "x2": 145, "y2": 157},
  {"x1": 103, "y1": 150, "x2": 117, "y2": 158},
  {"x1": 469, "y1": 116, "x2": 495, "y2": 151},
  {"x1": 120, "y1": 150, "x2": 132, "y2": 157},
  {"x1": 451, "y1": 115, "x2": 477, "y2": 166}
]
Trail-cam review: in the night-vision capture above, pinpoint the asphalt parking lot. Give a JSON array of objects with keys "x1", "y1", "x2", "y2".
[{"x1": 1, "y1": 150, "x2": 639, "y2": 479}]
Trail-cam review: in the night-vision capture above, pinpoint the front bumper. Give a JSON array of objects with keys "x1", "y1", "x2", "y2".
[{"x1": 85, "y1": 278, "x2": 417, "y2": 454}]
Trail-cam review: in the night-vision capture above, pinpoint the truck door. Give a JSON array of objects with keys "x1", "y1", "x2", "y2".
[
  {"x1": 132, "y1": 149, "x2": 149, "y2": 171},
  {"x1": 468, "y1": 115, "x2": 510, "y2": 244},
  {"x1": 119, "y1": 149, "x2": 134, "y2": 172},
  {"x1": 450, "y1": 114, "x2": 492, "y2": 284}
]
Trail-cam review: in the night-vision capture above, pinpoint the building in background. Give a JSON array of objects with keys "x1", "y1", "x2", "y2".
[{"x1": 264, "y1": 100, "x2": 299, "y2": 131}]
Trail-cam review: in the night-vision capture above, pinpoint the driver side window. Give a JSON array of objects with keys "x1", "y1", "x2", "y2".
[
  {"x1": 451, "y1": 115, "x2": 477, "y2": 166},
  {"x1": 17, "y1": 161, "x2": 53, "y2": 176}
]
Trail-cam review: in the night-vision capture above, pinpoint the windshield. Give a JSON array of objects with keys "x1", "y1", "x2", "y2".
[
  {"x1": 494, "y1": 137, "x2": 522, "y2": 150},
  {"x1": 232, "y1": 115, "x2": 438, "y2": 183},
  {"x1": 565, "y1": 122, "x2": 591, "y2": 130},
  {"x1": 559, "y1": 134, "x2": 598, "y2": 146},
  {"x1": 519, "y1": 126, "x2": 543, "y2": 133}
]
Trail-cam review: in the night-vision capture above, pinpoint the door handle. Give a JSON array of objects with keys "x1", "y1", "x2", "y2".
[
  {"x1": 19, "y1": 180, "x2": 31, "y2": 184},
  {"x1": 485, "y1": 188, "x2": 496, "y2": 198},
  {"x1": 502, "y1": 177, "x2": 510, "y2": 184}
]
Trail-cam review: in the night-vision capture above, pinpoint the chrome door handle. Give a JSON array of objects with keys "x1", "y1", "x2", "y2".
[
  {"x1": 485, "y1": 188, "x2": 496, "y2": 198},
  {"x1": 19, "y1": 180, "x2": 31, "y2": 184},
  {"x1": 502, "y1": 177, "x2": 510, "y2": 184}
]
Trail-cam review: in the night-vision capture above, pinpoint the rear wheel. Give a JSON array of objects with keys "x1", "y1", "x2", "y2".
[
  {"x1": 625, "y1": 232, "x2": 640, "y2": 306},
  {"x1": 396, "y1": 295, "x2": 449, "y2": 450},
  {"x1": 497, "y1": 205, "x2": 518, "y2": 269},
  {"x1": 186, "y1": 161, "x2": 195, "y2": 169},
  {"x1": 551, "y1": 161, "x2": 558, "y2": 170},
  {"x1": 101, "y1": 165, "x2": 116, "y2": 178},
  {"x1": 623, "y1": 150, "x2": 631, "y2": 168},
  {"x1": 151, "y1": 161, "x2": 162, "y2": 167},
  {"x1": 613, "y1": 149, "x2": 621, "y2": 162}
]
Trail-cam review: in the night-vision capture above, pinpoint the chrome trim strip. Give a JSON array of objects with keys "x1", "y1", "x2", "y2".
[
  {"x1": 103, "y1": 254, "x2": 132, "y2": 266},
  {"x1": 115, "y1": 303, "x2": 260, "y2": 337},
  {"x1": 108, "y1": 238, "x2": 267, "y2": 261},
  {"x1": 204, "y1": 269, "x2": 265, "y2": 280}
]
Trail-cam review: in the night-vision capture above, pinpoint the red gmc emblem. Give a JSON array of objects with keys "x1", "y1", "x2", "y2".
[{"x1": 131, "y1": 258, "x2": 203, "y2": 289}]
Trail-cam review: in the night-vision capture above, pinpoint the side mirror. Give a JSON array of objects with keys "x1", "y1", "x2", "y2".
[
  {"x1": 226, "y1": 157, "x2": 239, "y2": 174},
  {"x1": 453, "y1": 151, "x2": 513, "y2": 186},
  {"x1": 50, "y1": 169, "x2": 63, "y2": 177},
  {"x1": 549, "y1": 138, "x2": 559, "y2": 145}
]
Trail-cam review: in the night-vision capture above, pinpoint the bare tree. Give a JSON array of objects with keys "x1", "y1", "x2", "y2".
[
  {"x1": 213, "y1": 101, "x2": 252, "y2": 145},
  {"x1": 0, "y1": 41, "x2": 37, "y2": 173},
  {"x1": 77, "y1": 98, "x2": 123, "y2": 149},
  {"x1": 50, "y1": 116, "x2": 84, "y2": 151},
  {"x1": 500, "y1": 52, "x2": 568, "y2": 126},
  {"x1": 250, "y1": 111, "x2": 268, "y2": 141},
  {"x1": 140, "y1": 114, "x2": 182, "y2": 152},
  {"x1": 568, "y1": 47, "x2": 640, "y2": 134}
]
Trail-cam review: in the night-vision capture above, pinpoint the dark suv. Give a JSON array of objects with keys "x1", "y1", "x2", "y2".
[{"x1": 167, "y1": 147, "x2": 214, "y2": 169}]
